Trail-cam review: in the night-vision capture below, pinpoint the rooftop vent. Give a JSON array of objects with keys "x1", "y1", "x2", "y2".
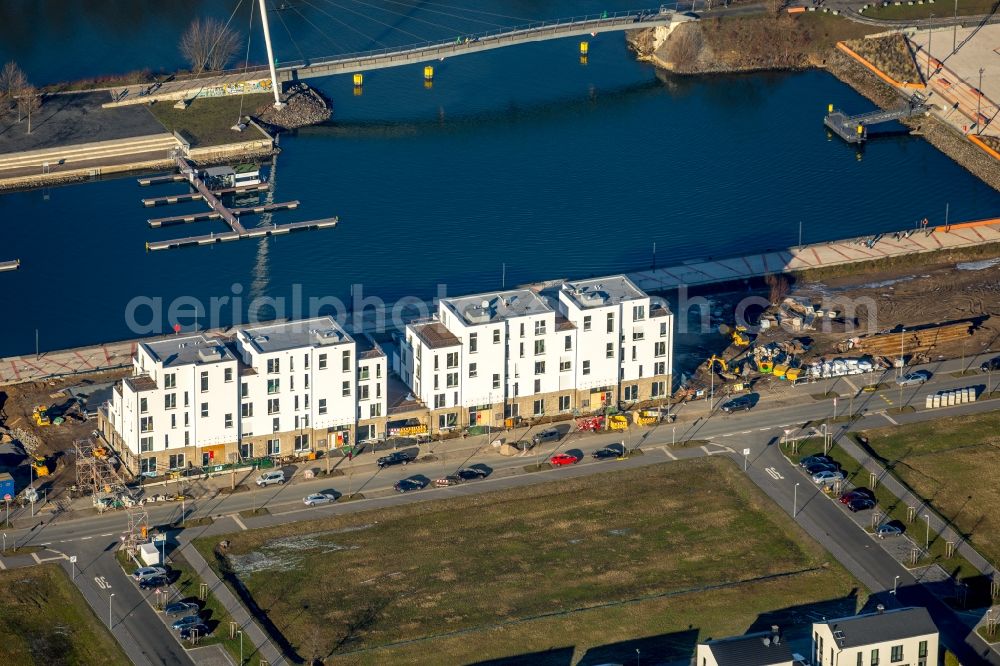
[
  {"x1": 197, "y1": 345, "x2": 225, "y2": 363},
  {"x1": 465, "y1": 302, "x2": 492, "y2": 324},
  {"x1": 313, "y1": 329, "x2": 342, "y2": 345},
  {"x1": 252, "y1": 335, "x2": 269, "y2": 344},
  {"x1": 762, "y1": 637, "x2": 771, "y2": 647}
]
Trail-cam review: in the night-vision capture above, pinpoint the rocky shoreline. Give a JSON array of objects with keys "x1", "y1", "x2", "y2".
[{"x1": 253, "y1": 82, "x2": 332, "y2": 134}]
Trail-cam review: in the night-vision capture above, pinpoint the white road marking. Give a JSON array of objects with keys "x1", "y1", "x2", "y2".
[
  {"x1": 881, "y1": 412, "x2": 899, "y2": 425},
  {"x1": 739, "y1": 430, "x2": 753, "y2": 434},
  {"x1": 758, "y1": 427, "x2": 771, "y2": 431},
  {"x1": 231, "y1": 514, "x2": 248, "y2": 531},
  {"x1": 31, "y1": 553, "x2": 41, "y2": 564},
  {"x1": 720, "y1": 432, "x2": 735, "y2": 437},
  {"x1": 99, "y1": 533, "x2": 113, "y2": 537},
  {"x1": 844, "y1": 378, "x2": 859, "y2": 393},
  {"x1": 94, "y1": 576, "x2": 111, "y2": 590},
  {"x1": 765, "y1": 467, "x2": 785, "y2": 480},
  {"x1": 80, "y1": 536, "x2": 92, "y2": 540},
  {"x1": 659, "y1": 447, "x2": 677, "y2": 460}
]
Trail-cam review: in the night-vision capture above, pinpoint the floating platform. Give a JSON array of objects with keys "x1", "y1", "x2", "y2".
[
  {"x1": 141, "y1": 192, "x2": 203, "y2": 207},
  {"x1": 211, "y1": 182, "x2": 270, "y2": 196},
  {"x1": 146, "y1": 217, "x2": 339, "y2": 251},
  {"x1": 0, "y1": 259, "x2": 20, "y2": 272},
  {"x1": 137, "y1": 174, "x2": 186, "y2": 186},
  {"x1": 824, "y1": 104, "x2": 929, "y2": 144},
  {"x1": 148, "y1": 201, "x2": 300, "y2": 228}
]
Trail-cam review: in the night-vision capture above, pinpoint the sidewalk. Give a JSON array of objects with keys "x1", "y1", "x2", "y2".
[{"x1": 180, "y1": 539, "x2": 286, "y2": 666}]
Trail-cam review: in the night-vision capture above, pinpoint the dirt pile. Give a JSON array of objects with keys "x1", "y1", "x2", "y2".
[{"x1": 255, "y1": 83, "x2": 332, "y2": 132}]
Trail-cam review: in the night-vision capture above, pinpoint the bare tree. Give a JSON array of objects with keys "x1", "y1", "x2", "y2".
[
  {"x1": 764, "y1": 273, "x2": 791, "y2": 304},
  {"x1": 180, "y1": 18, "x2": 242, "y2": 73},
  {"x1": 0, "y1": 61, "x2": 28, "y2": 113},
  {"x1": 19, "y1": 85, "x2": 41, "y2": 134}
]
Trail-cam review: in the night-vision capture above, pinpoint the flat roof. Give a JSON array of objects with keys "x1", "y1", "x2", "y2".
[
  {"x1": 240, "y1": 316, "x2": 353, "y2": 354},
  {"x1": 820, "y1": 607, "x2": 937, "y2": 649},
  {"x1": 561, "y1": 275, "x2": 647, "y2": 309},
  {"x1": 142, "y1": 334, "x2": 235, "y2": 369},
  {"x1": 443, "y1": 288, "x2": 551, "y2": 326},
  {"x1": 410, "y1": 321, "x2": 461, "y2": 349}
]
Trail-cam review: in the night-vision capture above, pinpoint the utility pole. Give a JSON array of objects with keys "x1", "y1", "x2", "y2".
[
  {"x1": 953, "y1": 0, "x2": 958, "y2": 54},
  {"x1": 979, "y1": 68, "x2": 985, "y2": 135},
  {"x1": 258, "y1": 0, "x2": 285, "y2": 109}
]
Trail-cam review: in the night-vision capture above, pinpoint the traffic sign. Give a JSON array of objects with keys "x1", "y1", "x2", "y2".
[
  {"x1": 3, "y1": 494, "x2": 9, "y2": 501},
  {"x1": 743, "y1": 448, "x2": 751, "y2": 456},
  {"x1": 69, "y1": 556, "x2": 77, "y2": 563}
]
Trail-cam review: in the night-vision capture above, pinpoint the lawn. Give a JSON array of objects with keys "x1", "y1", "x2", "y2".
[
  {"x1": 0, "y1": 564, "x2": 130, "y2": 666},
  {"x1": 863, "y1": 0, "x2": 997, "y2": 20},
  {"x1": 148, "y1": 94, "x2": 271, "y2": 147},
  {"x1": 197, "y1": 457, "x2": 861, "y2": 665}
]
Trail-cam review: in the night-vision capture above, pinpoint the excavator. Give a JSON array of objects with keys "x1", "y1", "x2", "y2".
[{"x1": 719, "y1": 324, "x2": 754, "y2": 347}]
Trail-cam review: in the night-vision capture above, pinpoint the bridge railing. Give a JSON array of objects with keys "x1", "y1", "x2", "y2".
[{"x1": 271, "y1": 6, "x2": 677, "y2": 73}]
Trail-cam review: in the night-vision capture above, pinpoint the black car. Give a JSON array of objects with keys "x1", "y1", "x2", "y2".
[
  {"x1": 394, "y1": 477, "x2": 426, "y2": 493},
  {"x1": 982, "y1": 357, "x2": 1000, "y2": 372},
  {"x1": 805, "y1": 461, "x2": 838, "y2": 475},
  {"x1": 139, "y1": 575, "x2": 168, "y2": 590},
  {"x1": 839, "y1": 488, "x2": 875, "y2": 504},
  {"x1": 721, "y1": 396, "x2": 754, "y2": 413},
  {"x1": 532, "y1": 428, "x2": 560, "y2": 445},
  {"x1": 799, "y1": 454, "x2": 833, "y2": 468},
  {"x1": 377, "y1": 451, "x2": 415, "y2": 468},
  {"x1": 456, "y1": 467, "x2": 487, "y2": 480},
  {"x1": 179, "y1": 623, "x2": 211, "y2": 640},
  {"x1": 592, "y1": 446, "x2": 622, "y2": 459},
  {"x1": 848, "y1": 497, "x2": 876, "y2": 512}
]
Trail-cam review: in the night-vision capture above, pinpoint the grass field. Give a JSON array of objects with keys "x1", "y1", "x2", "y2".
[
  {"x1": 0, "y1": 564, "x2": 130, "y2": 666},
  {"x1": 198, "y1": 458, "x2": 861, "y2": 665},
  {"x1": 148, "y1": 94, "x2": 271, "y2": 147},
  {"x1": 864, "y1": 0, "x2": 996, "y2": 20}
]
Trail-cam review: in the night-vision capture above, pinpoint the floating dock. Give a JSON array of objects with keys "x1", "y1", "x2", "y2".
[
  {"x1": 146, "y1": 217, "x2": 338, "y2": 251},
  {"x1": 148, "y1": 201, "x2": 300, "y2": 228},
  {"x1": 824, "y1": 104, "x2": 929, "y2": 144},
  {"x1": 0, "y1": 259, "x2": 20, "y2": 272},
  {"x1": 137, "y1": 174, "x2": 186, "y2": 186}
]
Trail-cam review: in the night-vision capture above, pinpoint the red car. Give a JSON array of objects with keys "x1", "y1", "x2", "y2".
[{"x1": 550, "y1": 453, "x2": 579, "y2": 466}]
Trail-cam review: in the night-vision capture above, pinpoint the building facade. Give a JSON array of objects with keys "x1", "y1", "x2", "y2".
[
  {"x1": 101, "y1": 317, "x2": 389, "y2": 476},
  {"x1": 397, "y1": 275, "x2": 673, "y2": 432},
  {"x1": 812, "y1": 606, "x2": 939, "y2": 666}
]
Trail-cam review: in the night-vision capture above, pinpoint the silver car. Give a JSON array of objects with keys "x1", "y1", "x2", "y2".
[
  {"x1": 303, "y1": 492, "x2": 336, "y2": 506},
  {"x1": 876, "y1": 523, "x2": 904, "y2": 539},
  {"x1": 895, "y1": 370, "x2": 931, "y2": 387},
  {"x1": 812, "y1": 470, "x2": 845, "y2": 485}
]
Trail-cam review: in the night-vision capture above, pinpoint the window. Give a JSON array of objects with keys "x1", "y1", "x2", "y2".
[
  {"x1": 871, "y1": 648, "x2": 880, "y2": 665},
  {"x1": 434, "y1": 355, "x2": 439, "y2": 371},
  {"x1": 564, "y1": 335, "x2": 572, "y2": 351},
  {"x1": 318, "y1": 399, "x2": 327, "y2": 415},
  {"x1": 446, "y1": 372, "x2": 458, "y2": 388},
  {"x1": 197, "y1": 403, "x2": 207, "y2": 419},
  {"x1": 857, "y1": 653, "x2": 863, "y2": 666},
  {"x1": 660, "y1": 322, "x2": 667, "y2": 337},
  {"x1": 241, "y1": 382, "x2": 248, "y2": 398},
  {"x1": 625, "y1": 385, "x2": 638, "y2": 401},
  {"x1": 272, "y1": 417, "x2": 280, "y2": 432},
  {"x1": 200, "y1": 371, "x2": 209, "y2": 392},
  {"x1": 289, "y1": 356, "x2": 295, "y2": 372},
  {"x1": 376, "y1": 364, "x2": 381, "y2": 378},
  {"x1": 267, "y1": 438, "x2": 280, "y2": 456},
  {"x1": 140, "y1": 457, "x2": 156, "y2": 475},
  {"x1": 224, "y1": 367, "x2": 233, "y2": 383},
  {"x1": 606, "y1": 342, "x2": 614, "y2": 359},
  {"x1": 438, "y1": 413, "x2": 458, "y2": 429},
  {"x1": 268, "y1": 398, "x2": 280, "y2": 415},
  {"x1": 469, "y1": 332, "x2": 478, "y2": 353},
  {"x1": 318, "y1": 353, "x2": 327, "y2": 370},
  {"x1": 469, "y1": 362, "x2": 478, "y2": 378},
  {"x1": 294, "y1": 434, "x2": 310, "y2": 451},
  {"x1": 164, "y1": 393, "x2": 176, "y2": 410},
  {"x1": 342, "y1": 350, "x2": 351, "y2": 372},
  {"x1": 535, "y1": 361, "x2": 546, "y2": 375},
  {"x1": 607, "y1": 312, "x2": 615, "y2": 333},
  {"x1": 164, "y1": 373, "x2": 176, "y2": 389},
  {"x1": 655, "y1": 341, "x2": 666, "y2": 357},
  {"x1": 183, "y1": 391, "x2": 189, "y2": 407},
  {"x1": 140, "y1": 436, "x2": 153, "y2": 453},
  {"x1": 633, "y1": 304, "x2": 645, "y2": 321},
  {"x1": 184, "y1": 430, "x2": 190, "y2": 445},
  {"x1": 559, "y1": 395, "x2": 570, "y2": 411},
  {"x1": 239, "y1": 442, "x2": 252, "y2": 460},
  {"x1": 519, "y1": 343, "x2": 525, "y2": 358},
  {"x1": 534, "y1": 339, "x2": 545, "y2": 355},
  {"x1": 583, "y1": 360, "x2": 591, "y2": 375},
  {"x1": 184, "y1": 413, "x2": 189, "y2": 427},
  {"x1": 918, "y1": 641, "x2": 928, "y2": 658},
  {"x1": 359, "y1": 385, "x2": 370, "y2": 400},
  {"x1": 493, "y1": 329, "x2": 501, "y2": 344},
  {"x1": 267, "y1": 358, "x2": 280, "y2": 374},
  {"x1": 446, "y1": 352, "x2": 459, "y2": 369},
  {"x1": 168, "y1": 453, "x2": 185, "y2": 470},
  {"x1": 890, "y1": 645, "x2": 902, "y2": 663},
  {"x1": 225, "y1": 413, "x2": 233, "y2": 429},
  {"x1": 655, "y1": 361, "x2": 666, "y2": 375},
  {"x1": 267, "y1": 378, "x2": 280, "y2": 394},
  {"x1": 139, "y1": 397, "x2": 148, "y2": 414},
  {"x1": 520, "y1": 322, "x2": 525, "y2": 338},
  {"x1": 632, "y1": 346, "x2": 637, "y2": 361},
  {"x1": 492, "y1": 373, "x2": 501, "y2": 389},
  {"x1": 358, "y1": 366, "x2": 370, "y2": 381},
  {"x1": 369, "y1": 403, "x2": 382, "y2": 418},
  {"x1": 632, "y1": 329, "x2": 645, "y2": 341},
  {"x1": 533, "y1": 399, "x2": 544, "y2": 416},
  {"x1": 534, "y1": 320, "x2": 546, "y2": 336},
  {"x1": 164, "y1": 433, "x2": 170, "y2": 448},
  {"x1": 342, "y1": 381, "x2": 351, "y2": 397},
  {"x1": 560, "y1": 360, "x2": 571, "y2": 372},
  {"x1": 305, "y1": 375, "x2": 310, "y2": 389},
  {"x1": 583, "y1": 315, "x2": 592, "y2": 331},
  {"x1": 505, "y1": 403, "x2": 520, "y2": 418},
  {"x1": 304, "y1": 354, "x2": 310, "y2": 369},
  {"x1": 140, "y1": 416, "x2": 153, "y2": 433},
  {"x1": 434, "y1": 394, "x2": 446, "y2": 408},
  {"x1": 241, "y1": 403, "x2": 254, "y2": 418},
  {"x1": 170, "y1": 414, "x2": 176, "y2": 429},
  {"x1": 652, "y1": 381, "x2": 665, "y2": 397},
  {"x1": 533, "y1": 379, "x2": 541, "y2": 393}
]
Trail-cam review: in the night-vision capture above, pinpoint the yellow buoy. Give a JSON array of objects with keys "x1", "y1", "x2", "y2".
[
  {"x1": 353, "y1": 85, "x2": 362, "y2": 97},
  {"x1": 857, "y1": 124, "x2": 864, "y2": 135},
  {"x1": 424, "y1": 65, "x2": 434, "y2": 81},
  {"x1": 580, "y1": 41, "x2": 589, "y2": 55},
  {"x1": 828, "y1": 103, "x2": 833, "y2": 113},
  {"x1": 580, "y1": 55, "x2": 589, "y2": 65},
  {"x1": 424, "y1": 79, "x2": 433, "y2": 90},
  {"x1": 353, "y1": 73, "x2": 363, "y2": 87}
]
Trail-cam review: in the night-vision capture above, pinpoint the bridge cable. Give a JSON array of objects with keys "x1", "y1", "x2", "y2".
[
  {"x1": 307, "y1": 0, "x2": 429, "y2": 43},
  {"x1": 339, "y1": 0, "x2": 497, "y2": 34},
  {"x1": 272, "y1": 2, "x2": 313, "y2": 61},
  {"x1": 285, "y1": 3, "x2": 347, "y2": 54},
  {"x1": 192, "y1": 0, "x2": 246, "y2": 81},
  {"x1": 236, "y1": 0, "x2": 257, "y2": 123},
  {"x1": 298, "y1": 0, "x2": 392, "y2": 49},
  {"x1": 379, "y1": 0, "x2": 534, "y2": 23},
  {"x1": 369, "y1": 0, "x2": 522, "y2": 29}
]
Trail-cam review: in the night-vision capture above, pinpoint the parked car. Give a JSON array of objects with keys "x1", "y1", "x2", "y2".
[
  {"x1": 805, "y1": 462, "x2": 838, "y2": 475},
  {"x1": 255, "y1": 470, "x2": 285, "y2": 487},
  {"x1": 848, "y1": 497, "x2": 876, "y2": 512},
  {"x1": 171, "y1": 615, "x2": 203, "y2": 631},
  {"x1": 164, "y1": 601, "x2": 199, "y2": 618},
  {"x1": 132, "y1": 566, "x2": 167, "y2": 581},
  {"x1": 895, "y1": 370, "x2": 931, "y2": 387},
  {"x1": 532, "y1": 428, "x2": 561, "y2": 445},
  {"x1": 378, "y1": 451, "x2": 415, "y2": 468},
  {"x1": 592, "y1": 446, "x2": 622, "y2": 459},
  {"x1": 456, "y1": 467, "x2": 487, "y2": 480},
  {"x1": 721, "y1": 395, "x2": 754, "y2": 413},
  {"x1": 550, "y1": 453, "x2": 579, "y2": 466},
  {"x1": 303, "y1": 492, "x2": 336, "y2": 507},
  {"x1": 839, "y1": 488, "x2": 875, "y2": 505},
  {"x1": 812, "y1": 470, "x2": 845, "y2": 485},
  {"x1": 394, "y1": 477, "x2": 426, "y2": 493},
  {"x1": 179, "y1": 623, "x2": 211, "y2": 640},
  {"x1": 139, "y1": 575, "x2": 168, "y2": 590},
  {"x1": 876, "y1": 523, "x2": 904, "y2": 539},
  {"x1": 799, "y1": 454, "x2": 833, "y2": 468},
  {"x1": 981, "y1": 357, "x2": 1000, "y2": 373}
]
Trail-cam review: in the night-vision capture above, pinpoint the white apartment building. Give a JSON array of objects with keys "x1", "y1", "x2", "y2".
[
  {"x1": 812, "y1": 607, "x2": 939, "y2": 666},
  {"x1": 397, "y1": 275, "x2": 673, "y2": 431},
  {"x1": 101, "y1": 316, "x2": 389, "y2": 476}
]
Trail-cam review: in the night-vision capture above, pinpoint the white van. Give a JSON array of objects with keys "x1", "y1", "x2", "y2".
[{"x1": 256, "y1": 470, "x2": 286, "y2": 487}]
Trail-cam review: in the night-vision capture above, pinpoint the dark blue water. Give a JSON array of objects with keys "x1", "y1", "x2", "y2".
[{"x1": 1, "y1": 2, "x2": 998, "y2": 357}]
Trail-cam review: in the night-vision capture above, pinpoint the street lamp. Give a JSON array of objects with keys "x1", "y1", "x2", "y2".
[
  {"x1": 238, "y1": 629, "x2": 244, "y2": 664},
  {"x1": 794, "y1": 482, "x2": 800, "y2": 518},
  {"x1": 892, "y1": 575, "x2": 900, "y2": 596},
  {"x1": 979, "y1": 68, "x2": 986, "y2": 135},
  {"x1": 108, "y1": 593, "x2": 115, "y2": 629},
  {"x1": 924, "y1": 514, "x2": 931, "y2": 551}
]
